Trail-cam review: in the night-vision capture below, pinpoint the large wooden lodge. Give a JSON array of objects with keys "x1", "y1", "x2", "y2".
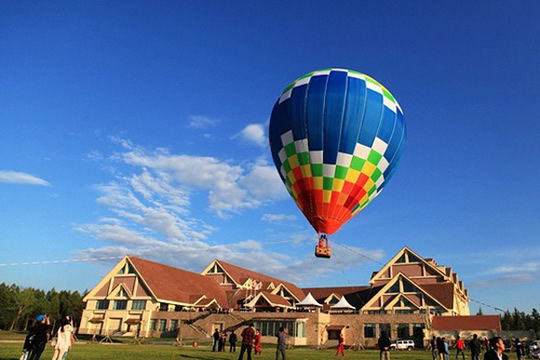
[{"x1": 79, "y1": 247, "x2": 500, "y2": 347}]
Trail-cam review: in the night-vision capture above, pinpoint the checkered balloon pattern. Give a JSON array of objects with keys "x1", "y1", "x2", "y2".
[{"x1": 269, "y1": 69, "x2": 406, "y2": 235}]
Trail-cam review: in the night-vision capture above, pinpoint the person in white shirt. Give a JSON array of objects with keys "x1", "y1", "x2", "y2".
[{"x1": 51, "y1": 318, "x2": 72, "y2": 360}]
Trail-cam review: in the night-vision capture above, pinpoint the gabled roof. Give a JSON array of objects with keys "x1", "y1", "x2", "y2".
[
  {"x1": 129, "y1": 256, "x2": 227, "y2": 307},
  {"x1": 432, "y1": 315, "x2": 501, "y2": 331},
  {"x1": 297, "y1": 292, "x2": 323, "y2": 307},
  {"x1": 369, "y1": 247, "x2": 448, "y2": 285},
  {"x1": 417, "y1": 282, "x2": 455, "y2": 309},
  {"x1": 208, "y1": 259, "x2": 305, "y2": 300},
  {"x1": 247, "y1": 291, "x2": 292, "y2": 308},
  {"x1": 362, "y1": 273, "x2": 451, "y2": 311}
]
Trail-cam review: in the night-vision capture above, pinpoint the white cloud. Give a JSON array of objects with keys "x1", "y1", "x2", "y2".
[
  {"x1": 487, "y1": 262, "x2": 539, "y2": 275},
  {"x1": 472, "y1": 274, "x2": 533, "y2": 288},
  {"x1": 118, "y1": 144, "x2": 284, "y2": 216},
  {"x1": 262, "y1": 214, "x2": 297, "y2": 223},
  {"x1": 235, "y1": 124, "x2": 266, "y2": 147},
  {"x1": 188, "y1": 115, "x2": 219, "y2": 129},
  {"x1": 0, "y1": 171, "x2": 50, "y2": 186},
  {"x1": 241, "y1": 164, "x2": 287, "y2": 200},
  {"x1": 74, "y1": 137, "x2": 385, "y2": 284}
]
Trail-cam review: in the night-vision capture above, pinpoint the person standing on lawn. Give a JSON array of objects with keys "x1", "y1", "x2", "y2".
[
  {"x1": 470, "y1": 334, "x2": 481, "y2": 360},
  {"x1": 254, "y1": 329, "x2": 262, "y2": 355},
  {"x1": 27, "y1": 315, "x2": 51, "y2": 360},
  {"x1": 275, "y1": 327, "x2": 288, "y2": 360},
  {"x1": 455, "y1": 335, "x2": 465, "y2": 360},
  {"x1": 431, "y1": 336, "x2": 439, "y2": 360},
  {"x1": 238, "y1": 323, "x2": 255, "y2": 360},
  {"x1": 378, "y1": 331, "x2": 391, "y2": 360},
  {"x1": 212, "y1": 329, "x2": 220, "y2": 352},
  {"x1": 51, "y1": 318, "x2": 72, "y2": 360},
  {"x1": 336, "y1": 330, "x2": 345, "y2": 356},
  {"x1": 229, "y1": 331, "x2": 238, "y2": 352}
]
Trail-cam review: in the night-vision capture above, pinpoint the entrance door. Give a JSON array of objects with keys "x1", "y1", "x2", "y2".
[
  {"x1": 212, "y1": 323, "x2": 223, "y2": 333},
  {"x1": 412, "y1": 324, "x2": 425, "y2": 348}
]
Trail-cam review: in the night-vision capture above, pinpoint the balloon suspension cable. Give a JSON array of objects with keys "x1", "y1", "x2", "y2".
[{"x1": 318, "y1": 233, "x2": 328, "y2": 247}]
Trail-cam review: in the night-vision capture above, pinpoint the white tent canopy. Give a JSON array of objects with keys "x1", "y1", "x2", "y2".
[
  {"x1": 330, "y1": 296, "x2": 355, "y2": 310},
  {"x1": 296, "y1": 292, "x2": 322, "y2": 307}
]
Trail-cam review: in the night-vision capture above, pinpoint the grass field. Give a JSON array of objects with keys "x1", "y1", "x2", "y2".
[{"x1": 0, "y1": 342, "x2": 521, "y2": 360}]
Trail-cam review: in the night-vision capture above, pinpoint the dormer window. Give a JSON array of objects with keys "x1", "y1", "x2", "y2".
[{"x1": 116, "y1": 288, "x2": 127, "y2": 297}]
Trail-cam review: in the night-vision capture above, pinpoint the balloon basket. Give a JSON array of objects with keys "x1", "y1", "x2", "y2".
[{"x1": 315, "y1": 234, "x2": 332, "y2": 258}]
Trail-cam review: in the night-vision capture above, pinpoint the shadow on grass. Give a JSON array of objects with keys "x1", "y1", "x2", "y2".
[{"x1": 180, "y1": 355, "x2": 228, "y2": 360}]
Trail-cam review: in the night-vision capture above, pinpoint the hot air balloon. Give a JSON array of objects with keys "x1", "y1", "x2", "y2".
[{"x1": 269, "y1": 68, "x2": 406, "y2": 258}]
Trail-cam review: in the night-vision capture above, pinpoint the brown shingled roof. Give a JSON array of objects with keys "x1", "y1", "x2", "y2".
[
  {"x1": 257, "y1": 292, "x2": 292, "y2": 307},
  {"x1": 432, "y1": 315, "x2": 501, "y2": 331},
  {"x1": 215, "y1": 260, "x2": 305, "y2": 300},
  {"x1": 129, "y1": 256, "x2": 227, "y2": 307},
  {"x1": 418, "y1": 282, "x2": 454, "y2": 309}
]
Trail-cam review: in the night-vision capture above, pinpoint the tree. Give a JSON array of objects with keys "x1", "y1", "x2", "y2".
[{"x1": 476, "y1": 307, "x2": 483, "y2": 315}]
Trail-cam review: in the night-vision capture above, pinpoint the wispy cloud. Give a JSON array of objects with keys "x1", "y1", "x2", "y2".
[
  {"x1": 485, "y1": 262, "x2": 539, "y2": 275},
  {"x1": 233, "y1": 123, "x2": 266, "y2": 147},
  {"x1": 188, "y1": 115, "x2": 219, "y2": 129},
  {"x1": 0, "y1": 171, "x2": 50, "y2": 186},
  {"x1": 471, "y1": 274, "x2": 533, "y2": 288},
  {"x1": 261, "y1": 213, "x2": 297, "y2": 223},
  {"x1": 116, "y1": 141, "x2": 284, "y2": 216},
  {"x1": 75, "y1": 137, "x2": 383, "y2": 283}
]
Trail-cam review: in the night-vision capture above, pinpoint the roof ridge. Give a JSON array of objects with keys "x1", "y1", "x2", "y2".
[
  {"x1": 216, "y1": 259, "x2": 296, "y2": 285},
  {"x1": 129, "y1": 256, "x2": 205, "y2": 277}
]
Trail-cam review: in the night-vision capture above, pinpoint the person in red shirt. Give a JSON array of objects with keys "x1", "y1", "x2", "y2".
[
  {"x1": 238, "y1": 323, "x2": 255, "y2": 360},
  {"x1": 454, "y1": 335, "x2": 465, "y2": 360},
  {"x1": 254, "y1": 329, "x2": 262, "y2": 355},
  {"x1": 336, "y1": 331, "x2": 345, "y2": 356}
]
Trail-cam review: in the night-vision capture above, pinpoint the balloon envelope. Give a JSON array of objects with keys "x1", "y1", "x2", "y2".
[{"x1": 269, "y1": 68, "x2": 406, "y2": 235}]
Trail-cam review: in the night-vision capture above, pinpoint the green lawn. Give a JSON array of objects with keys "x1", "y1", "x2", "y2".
[{"x1": 0, "y1": 343, "x2": 520, "y2": 360}]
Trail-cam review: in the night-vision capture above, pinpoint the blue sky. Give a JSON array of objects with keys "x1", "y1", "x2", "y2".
[{"x1": 1, "y1": 1, "x2": 539, "y2": 313}]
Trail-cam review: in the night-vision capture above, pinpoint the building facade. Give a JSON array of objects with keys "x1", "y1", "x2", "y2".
[{"x1": 80, "y1": 247, "x2": 484, "y2": 347}]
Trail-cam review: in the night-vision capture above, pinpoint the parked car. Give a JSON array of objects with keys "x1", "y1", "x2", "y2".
[
  {"x1": 530, "y1": 340, "x2": 540, "y2": 353},
  {"x1": 390, "y1": 339, "x2": 415, "y2": 351}
]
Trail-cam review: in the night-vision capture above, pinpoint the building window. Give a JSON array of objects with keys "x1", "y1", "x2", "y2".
[
  {"x1": 364, "y1": 324, "x2": 376, "y2": 338},
  {"x1": 131, "y1": 300, "x2": 146, "y2": 310},
  {"x1": 402, "y1": 279, "x2": 420, "y2": 293},
  {"x1": 367, "y1": 310, "x2": 386, "y2": 314},
  {"x1": 388, "y1": 281, "x2": 400, "y2": 293},
  {"x1": 397, "y1": 323, "x2": 409, "y2": 338},
  {"x1": 295, "y1": 321, "x2": 305, "y2": 338},
  {"x1": 174, "y1": 305, "x2": 183, "y2": 312},
  {"x1": 127, "y1": 264, "x2": 136, "y2": 274},
  {"x1": 253, "y1": 320, "x2": 296, "y2": 337},
  {"x1": 96, "y1": 300, "x2": 109, "y2": 310},
  {"x1": 379, "y1": 323, "x2": 391, "y2": 338},
  {"x1": 170, "y1": 320, "x2": 178, "y2": 331},
  {"x1": 159, "y1": 319, "x2": 167, "y2": 332},
  {"x1": 396, "y1": 253, "x2": 407, "y2": 263},
  {"x1": 327, "y1": 329, "x2": 341, "y2": 340},
  {"x1": 408, "y1": 254, "x2": 421, "y2": 263},
  {"x1": 159, "y1": 303, "x2": 168, "y2": 311},
  {"x1": 395, "y1": 309, "x2": 414, "y2": 314},
  {"x1": 150, "y1": 319, "x2": 157, "y2": 331},
  {"x1": 113, "y1": 300, "x2": 127, "y2": 310}
]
